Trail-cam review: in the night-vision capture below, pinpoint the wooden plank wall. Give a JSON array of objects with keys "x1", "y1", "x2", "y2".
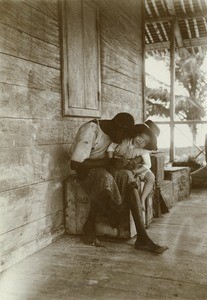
[
  {"x1": 96, "y1": 0, "x2": 143, "y2": 119},
  {"x1": 0, "y1": 0, "x2": 143, "y2": 272},
  {"x1": 0, "y1": 0, "x2": 69, "y2": 272}
]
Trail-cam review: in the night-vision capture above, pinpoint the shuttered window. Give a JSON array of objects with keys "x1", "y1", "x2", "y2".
[{"x1": 60, "y1": 0, "x2": 101, "y2": 117}]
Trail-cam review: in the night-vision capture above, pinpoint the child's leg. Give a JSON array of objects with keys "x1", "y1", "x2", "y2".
[{"x1": 140, "y1": 171, "x2": 155, "y2": 211}]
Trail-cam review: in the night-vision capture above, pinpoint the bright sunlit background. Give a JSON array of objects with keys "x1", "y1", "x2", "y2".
[{"x1": 145, "y1": 55, "x2": 207, "y2": 153}]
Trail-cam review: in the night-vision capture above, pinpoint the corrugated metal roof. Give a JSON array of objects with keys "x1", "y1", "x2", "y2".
[{"x1": 145, "y1": 0, "x2": 207, "y2": 56}]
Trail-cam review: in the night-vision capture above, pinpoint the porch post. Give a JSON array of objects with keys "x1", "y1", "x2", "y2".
[
  {"x1": 170, "y1": 19, "x2": 175, "y2": 162},
  {"x1": 142, "y1": 0, "x2": 146, "y2": 121}
]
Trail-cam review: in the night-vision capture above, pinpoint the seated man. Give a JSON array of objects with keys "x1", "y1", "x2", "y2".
[{"x1": 70, "y1": 112, "x2": 168, "y2": 254}]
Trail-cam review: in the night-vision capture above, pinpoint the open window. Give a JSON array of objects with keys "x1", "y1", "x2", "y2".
[{"x1": 60, "y1": 0, "x2": 101, "y2": 117}]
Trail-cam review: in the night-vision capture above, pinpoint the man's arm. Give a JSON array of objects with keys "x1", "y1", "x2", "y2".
[
  {"x1": 70, "y1": 122, "x2": 112, "y2": 171},
  {"x1": 71, "y1": 156, "x2": 131, "y2": 171},
  {"x1": 70, "y1": 158, "x2": 111, "y2": 171}
]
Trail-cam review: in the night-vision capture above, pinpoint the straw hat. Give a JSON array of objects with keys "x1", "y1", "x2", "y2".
[
  {"x1": 145, "y1": 119, "x2": 160, "y2": 137},
  {"x1": 133, "y1": 119, "x2": 160, "y2": 151}
]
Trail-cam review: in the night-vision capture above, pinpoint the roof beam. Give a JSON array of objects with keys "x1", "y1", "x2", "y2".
[
  {"x1": 165, "y1": 0, "x2": 175, "y2": 15},
  {"x1": 145, "y1": 9, "x2": 207, "y2": 24},
  {"x1": 180, "y1": 0, "x2": 187, "y2": 14},
  {"x1": 146, "y1": 37, "x2": 207, "y2": 51},
  {"x1": 184, "y1": 37, "x2": 207, "y2": 47},
  {"x1": 146, "y1": 41, "x2": 170, "y2": 51},
  {"x1": 165, "y1": 0, "x2": 184, "y2": 47},
  {"x1": 151, "y1": 0, "x2": 160, "y2": 16},
  {"x1": 174, "y1": 20, "x2": 184, "y2": 47}
]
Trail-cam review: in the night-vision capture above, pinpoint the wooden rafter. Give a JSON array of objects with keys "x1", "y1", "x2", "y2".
[
  {"x1": 193, "y1": 19, "x2": 200, "y2": 38},
  {"x1": 180, "y1": 0, "x2": 187, "y2": 14},
  {"x1": 188, "y1": 0, "x2": 200, "y2": 38},
  {"x1": 165, "y1": 0, "x2": 184, "y2": 47},
  {"x1": 146, "y1": 41, "x2": 169, "y2": 51},
  {"x1": 160, "y1": 22, "x2": 169, "y2": 41},
  {"x1": 150, "y1": 0, "x2": 166, "y2": 42},
  {"x1": 185, "y1": 19, "x2": 192, "y2": 39},
  {"x1": 146, "y1": 36, "x2": 207, "y2": 51},
  {"x1": 145, "y1": 0, "x2": 152, "y2": 16},
  {"x1": 145, "y1": 1, "x2": 207, "y2": 55},
  {"x1": 183, "y1": 36, "x2": 207, "y2": 47},
  {"x1": 153, "y1": 22, "x2": 164, "y2": 41},
  {"x1": 188, "y1": 0, "x2": 195, "y2": 12},
  {"x1": 151, "y1": 0, "x2": 160, "y2": 16},
  {"x1": 145, "y1": 9, "x2": 207, "y2": 23},
  {"x1": 203, "y1": 18, "x2": 207, "y2": 31},
  {"x1": 165, "y1": 0, "x2": 175, "y2": 15},
  {"x1": 145, "y1": 24, "x2": 154, "y2": 43}
]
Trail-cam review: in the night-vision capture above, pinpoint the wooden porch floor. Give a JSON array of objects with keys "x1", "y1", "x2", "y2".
[{"x1": 0, "y1": 189, "x2": 207, "y2": 300}]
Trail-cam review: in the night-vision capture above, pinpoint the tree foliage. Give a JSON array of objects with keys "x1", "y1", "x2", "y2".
[
  {"x1": 146, "y1": 50, "x2": 207, "y2": 137},
  {"x1": 146, "y1": 87, "x2": 170, "y2": 118}
]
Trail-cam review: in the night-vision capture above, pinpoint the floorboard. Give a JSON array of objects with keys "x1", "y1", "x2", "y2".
[{"x1": 0, "y1": 189, "x2": 207, "y2": 299}]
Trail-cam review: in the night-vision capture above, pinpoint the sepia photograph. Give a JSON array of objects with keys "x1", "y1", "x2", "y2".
[{"x1": 0, "y1": 0, "x2": 207, "y2": 299}]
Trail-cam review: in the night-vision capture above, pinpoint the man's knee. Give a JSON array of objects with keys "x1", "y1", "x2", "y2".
[
  {"x1": 92, "y1": 168, "x2": 115, "y2": 184},
  {"x1": 118, "y1": 169, "x2": 134, "y2": 178}
]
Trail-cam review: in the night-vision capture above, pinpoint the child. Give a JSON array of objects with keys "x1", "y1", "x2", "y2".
[{"x1": 107, "y1": 121, "x2": 159, "y2": 211}]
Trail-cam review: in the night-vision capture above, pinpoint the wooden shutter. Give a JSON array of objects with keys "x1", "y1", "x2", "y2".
[{"x1": 60, "y1": 0, "x2": 101, "y2": 117}]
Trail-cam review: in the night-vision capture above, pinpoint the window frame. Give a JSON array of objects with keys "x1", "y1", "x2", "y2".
[{"x1": 59, "y1": 0, "x2": 102, "y2": 117}]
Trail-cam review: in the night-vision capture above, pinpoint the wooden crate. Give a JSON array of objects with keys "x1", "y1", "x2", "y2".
[
  {"x1": 65, "y1": 175, "x2": 136, "y2": 239},
  {"x1": 153, "y1": 180, "x2": 174, "y2": 217},
  {"x1": 159, "y1": 180, "x2": 174, "y2": 209},
  {"x1": 164, "y1": 167, "x2": 190, "y2": 202},
  {"x1": 144, "y1": 192, "x2": 154, "y2": 228},
  {"x1": 191, "y1": 166, "x2": 207, "y2": 188},
  {"x1": 150, "y1": 151, "x2": 165, "y2": 185},
  {"x1": 153, "y1": 185, "x2": 162, "y2": 218},
  {"x1": 65, "y1": 175, "x2": 153, "y2": 239}
]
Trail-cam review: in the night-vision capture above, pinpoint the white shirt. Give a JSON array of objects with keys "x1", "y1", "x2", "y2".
[
  {"x1": 70, "y1": 121, "x2": 111, "y2": 163},
  {"x1": 107, "y1": 139, "x2": 151, "y2": 170}
]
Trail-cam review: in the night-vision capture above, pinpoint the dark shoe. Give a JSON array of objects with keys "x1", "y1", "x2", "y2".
[{"x1": 135, "y1": 241, "x2": 169, "y2": 254}]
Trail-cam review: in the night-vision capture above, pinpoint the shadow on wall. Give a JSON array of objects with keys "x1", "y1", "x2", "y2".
[{"x1": 33, "y1": 145, "x2": 71, "y2": 181}]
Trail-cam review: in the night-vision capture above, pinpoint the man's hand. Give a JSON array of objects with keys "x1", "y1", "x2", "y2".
[
  {"x1": 111, "y1": 157, "x2": 130, "y2": 169},
  {"x1": 133, "y1": 156, "x2": 143, "y2": 168},
  {"x1": 124, "y1": 158, "x2": 136, "y2": 171}
]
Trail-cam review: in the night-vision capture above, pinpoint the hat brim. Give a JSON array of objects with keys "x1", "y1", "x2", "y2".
[{"x1": 134, "y1": 124, "x2": 157, "y2": 151}]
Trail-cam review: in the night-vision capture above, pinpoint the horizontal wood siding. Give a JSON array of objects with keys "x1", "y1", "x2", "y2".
[
  {"x1": 0, "y1": 0, "x2": 143, "y2": 272},
  {"x1": 0, "y1": 0, "x2": 68, "y2": 272},
  {"x1": 95, "y1": 0, "x2": 143, "y2": 120},
  {"x1": 0, "y1": 211, "x2": 64, "y2": 271},
  {"x1": 1, "y1": 0, "x2": 59, "y2": 45}
]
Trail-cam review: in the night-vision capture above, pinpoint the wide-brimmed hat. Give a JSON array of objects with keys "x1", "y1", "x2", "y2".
[
  {"x1": 133, "y1": 120, "x2": 160, "y2": 150},
  {"x1": 145, "y1": 119, "x2": 160, "y2": 137},
  {"x1": 112, "y1": 113, "x2": 135, "y2": 133}
]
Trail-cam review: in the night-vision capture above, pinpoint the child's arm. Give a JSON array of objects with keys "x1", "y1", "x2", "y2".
[
  {"x1": 107, "y1": 142, "x2": 117, "y2": 158},
  {"x1": 108, "y1": 151, "x2": 114, "y2": 159},
  {"x1": 107, "y1": 142, "x2": 131, "y2": 169},
  {"x1": 133, "y1": 152, "x2": 151, "y2": 175}
]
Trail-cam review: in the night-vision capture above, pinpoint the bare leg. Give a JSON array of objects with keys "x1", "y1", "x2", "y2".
[
  {"x1": 82, "y1": 200, "x2": 103, "y2": 247},
  {"x1": 129, "y1": 188, "x2": 168, "y2": 254},
  {"x1": 140, "y1": 172, "x2": 155, "y2": 212}
]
